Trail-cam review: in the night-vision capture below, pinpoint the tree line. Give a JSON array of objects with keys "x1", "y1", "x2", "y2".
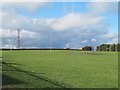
[
  {"x1": 82, "y1": 43, "x2": 120, "y2": 51},
  {"x1": 96, "y1": 43, "x2": 120, "y2": 51}
]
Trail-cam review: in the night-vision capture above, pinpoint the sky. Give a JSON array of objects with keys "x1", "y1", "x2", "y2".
[{"x1": 1, "y1": 2, "x2": 118, "y2": 49}]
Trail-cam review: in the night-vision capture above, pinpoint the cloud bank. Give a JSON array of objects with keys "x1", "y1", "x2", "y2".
[{"x1": 1, "y1": 2, "x2": 118, "y2": 49}]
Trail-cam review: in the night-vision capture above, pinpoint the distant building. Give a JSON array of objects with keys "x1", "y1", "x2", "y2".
[
  {"x1": 79, "y1": 48, "x2": 83, "y2": 51},
  {"x1": 65, "y1": 48, "x2": 70, "y2": 50}
]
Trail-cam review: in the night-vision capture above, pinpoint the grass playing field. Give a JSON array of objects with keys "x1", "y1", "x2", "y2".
[{"x1": 2, "y1": 50, "x2": 118, "y2": 88}]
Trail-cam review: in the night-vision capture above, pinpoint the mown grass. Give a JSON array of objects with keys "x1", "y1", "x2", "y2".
[{"x1": 2, "y1": 50, "x2": 118, "y2": 88}]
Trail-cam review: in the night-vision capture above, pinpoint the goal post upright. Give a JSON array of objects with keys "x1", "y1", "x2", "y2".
[{"x1": 49, "y1": 30, "x2": 52, "y2": 53}]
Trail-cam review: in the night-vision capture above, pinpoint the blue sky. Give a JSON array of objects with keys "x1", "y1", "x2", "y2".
[
  {"x1": 1, "y1": 2, "x2": 118, "y2": 48},
  {"x1": 17, "y1": 2, "x2": 88, "y2": 18}
]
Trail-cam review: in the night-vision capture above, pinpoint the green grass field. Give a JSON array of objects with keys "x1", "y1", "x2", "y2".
[{"x1": 2, "y1": 50, "x2": 118, "y2": 88}]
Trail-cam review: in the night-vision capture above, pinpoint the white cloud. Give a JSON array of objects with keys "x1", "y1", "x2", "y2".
[
  {"x1": 20, "y1": 30, "x2": 40, "y2": 38},
  {"x1": 82, "y1": 40, "x2": 88, "y2": 43},
  {"x1": 103, "y1": 32, "x2": 118, "y2": 44},
  {"x1": 0, "y1": 28, "x2": 40, "y2": 39},
  {"x1": 2, "y1": 2, "x2": 50, "y2": 13},
  {"x1": 15, "y1": 3, "x2": 47, "y2": 12},
  {"x1": 51, "y1": 13, "x2": 105, "y2": 31},
  {"x1": 0, "y1": 28, "x2": 17, "y2": 38},
  {"x1": 91, "y1": 39, "x2": 96, "y2": 42},
  {"x1": 104, "y1": 32, "x2": 118, "y2": 39},
  {"x1": 2, "y1": 11, "x2": 54, "y2": 31}
]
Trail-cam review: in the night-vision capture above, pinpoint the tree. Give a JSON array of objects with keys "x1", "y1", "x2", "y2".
[
  {"x1": 96, "y1": 43, "x2": 120, "y2": 52},
  {"x1": 117, "y1": 43, "x2": 120, "y2": 51},
  {"x1": 96, "y1": 44, "x2": 110, "y2": 51},
  {"x1": 82, "y1": 46, "x2": 93, "y2": 51},
  {"x1": 110, "y1": 44, "x2": 115, "y2": 51}
]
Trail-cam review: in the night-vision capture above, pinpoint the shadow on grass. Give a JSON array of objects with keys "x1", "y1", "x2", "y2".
[
  {"x1": 2, "y1": 61, "x2": 23, "y2": 72},
  {"x1": 2, "y1": 62, "x2": 22, "y2": 65},
  {"x1": 2, "y1": 74, "x2": 26, "y2": 85},
  {"x1": 2, "y1": 61, "x2": 70, "y2": 89}
]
